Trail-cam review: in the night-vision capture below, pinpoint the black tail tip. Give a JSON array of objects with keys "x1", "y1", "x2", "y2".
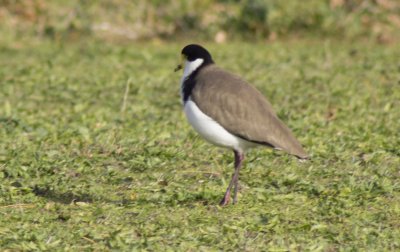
[{"x1": 297, "y1": 155, "x2": 310, "y2": 162}]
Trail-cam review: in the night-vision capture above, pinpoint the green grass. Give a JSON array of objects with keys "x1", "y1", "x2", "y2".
[
  {"x1": 2, "y1": 0, "x2": 400, "y2": 43},
  {"x1": 0, "y1": 39, "x2": 399, "y2": 251}
]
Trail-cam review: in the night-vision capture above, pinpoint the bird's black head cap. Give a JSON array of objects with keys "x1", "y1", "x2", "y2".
[{"x1": 181, "y1": 44, "x2": 214, "y2": 64}]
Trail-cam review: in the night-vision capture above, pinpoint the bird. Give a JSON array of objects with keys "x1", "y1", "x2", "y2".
[{"x1": 175, "y1": 44, "x2": 308, "y2": 206}]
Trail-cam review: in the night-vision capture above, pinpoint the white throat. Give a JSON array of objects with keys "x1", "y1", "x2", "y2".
[
  {"x1": 180, "y1": 58, "x2": 204, "y2": 102},
  {"x1": 182, "y1": 58, "x2": 204, "y2": 80}
]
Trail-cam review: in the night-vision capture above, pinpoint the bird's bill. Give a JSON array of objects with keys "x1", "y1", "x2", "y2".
[
  {"x1": 174, "y1": 54, "x2": 185, "y2": 72},
  {"x1": 174, "y1": 64, "x2": 182, "y2": 72}
]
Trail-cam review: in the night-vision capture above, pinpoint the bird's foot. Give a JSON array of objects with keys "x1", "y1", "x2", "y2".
[
  {"x1": 219, "y1": 193, "x2": 231, "y2": 206},
  {"x1": 233, "y1": 195, "x2": 238, "y2": 205}
]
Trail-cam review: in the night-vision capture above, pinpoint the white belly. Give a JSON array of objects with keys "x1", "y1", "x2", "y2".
[{"x1": 184, "y1": 99, "x2": 256, "y2": 153}]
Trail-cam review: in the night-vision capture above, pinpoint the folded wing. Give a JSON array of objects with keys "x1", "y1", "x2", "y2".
[{"x1": 191, "y1": 65, "x2": 308, "y2": 159}]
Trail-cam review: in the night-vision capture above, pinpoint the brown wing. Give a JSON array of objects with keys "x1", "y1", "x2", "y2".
[{"x1": 191, "y1": 65, "x2": 308, "y2": 159}]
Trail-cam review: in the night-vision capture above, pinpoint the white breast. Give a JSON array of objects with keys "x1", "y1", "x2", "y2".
[{"x1": 183, "y1": 99, "x2": 257, "y2": 153}]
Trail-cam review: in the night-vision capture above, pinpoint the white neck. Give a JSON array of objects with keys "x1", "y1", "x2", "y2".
[
  {"x1": 182, "y1": 58, "x2": 204, "y2": 80},
  {"x1": 180, "y1": 58, "x2": 204, "y2": 103}
]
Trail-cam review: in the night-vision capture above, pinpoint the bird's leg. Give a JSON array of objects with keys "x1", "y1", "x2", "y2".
[
  {"x1": 220, "y1": 176, "x2": 234, "y2": 206},
  {"x1": 233, "y1": 151, "x2": 244, "y2": 204},
  {"x1": 220, "y1": 150, "x2": 244, "y2": 206}
]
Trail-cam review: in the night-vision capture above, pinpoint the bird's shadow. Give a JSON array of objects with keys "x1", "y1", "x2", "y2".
[
  {"x1": 32, "y1": 186, "x2": 97, "y2": 204},
  {"x1": 31, "y1": 185, "x2": 218, "y2": 206},
  {"x1": 31, "y1": 185, "x2": 137, "y2": 206}
]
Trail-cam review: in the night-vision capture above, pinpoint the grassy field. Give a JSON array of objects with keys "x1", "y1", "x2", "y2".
[{"x1": 0, "y1": 39, "x2": 399, "y2": 250}]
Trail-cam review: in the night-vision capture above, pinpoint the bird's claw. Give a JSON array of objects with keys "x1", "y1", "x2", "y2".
[{"x1": 219, "y1": 193, "x2": 231, "y2": 206}]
